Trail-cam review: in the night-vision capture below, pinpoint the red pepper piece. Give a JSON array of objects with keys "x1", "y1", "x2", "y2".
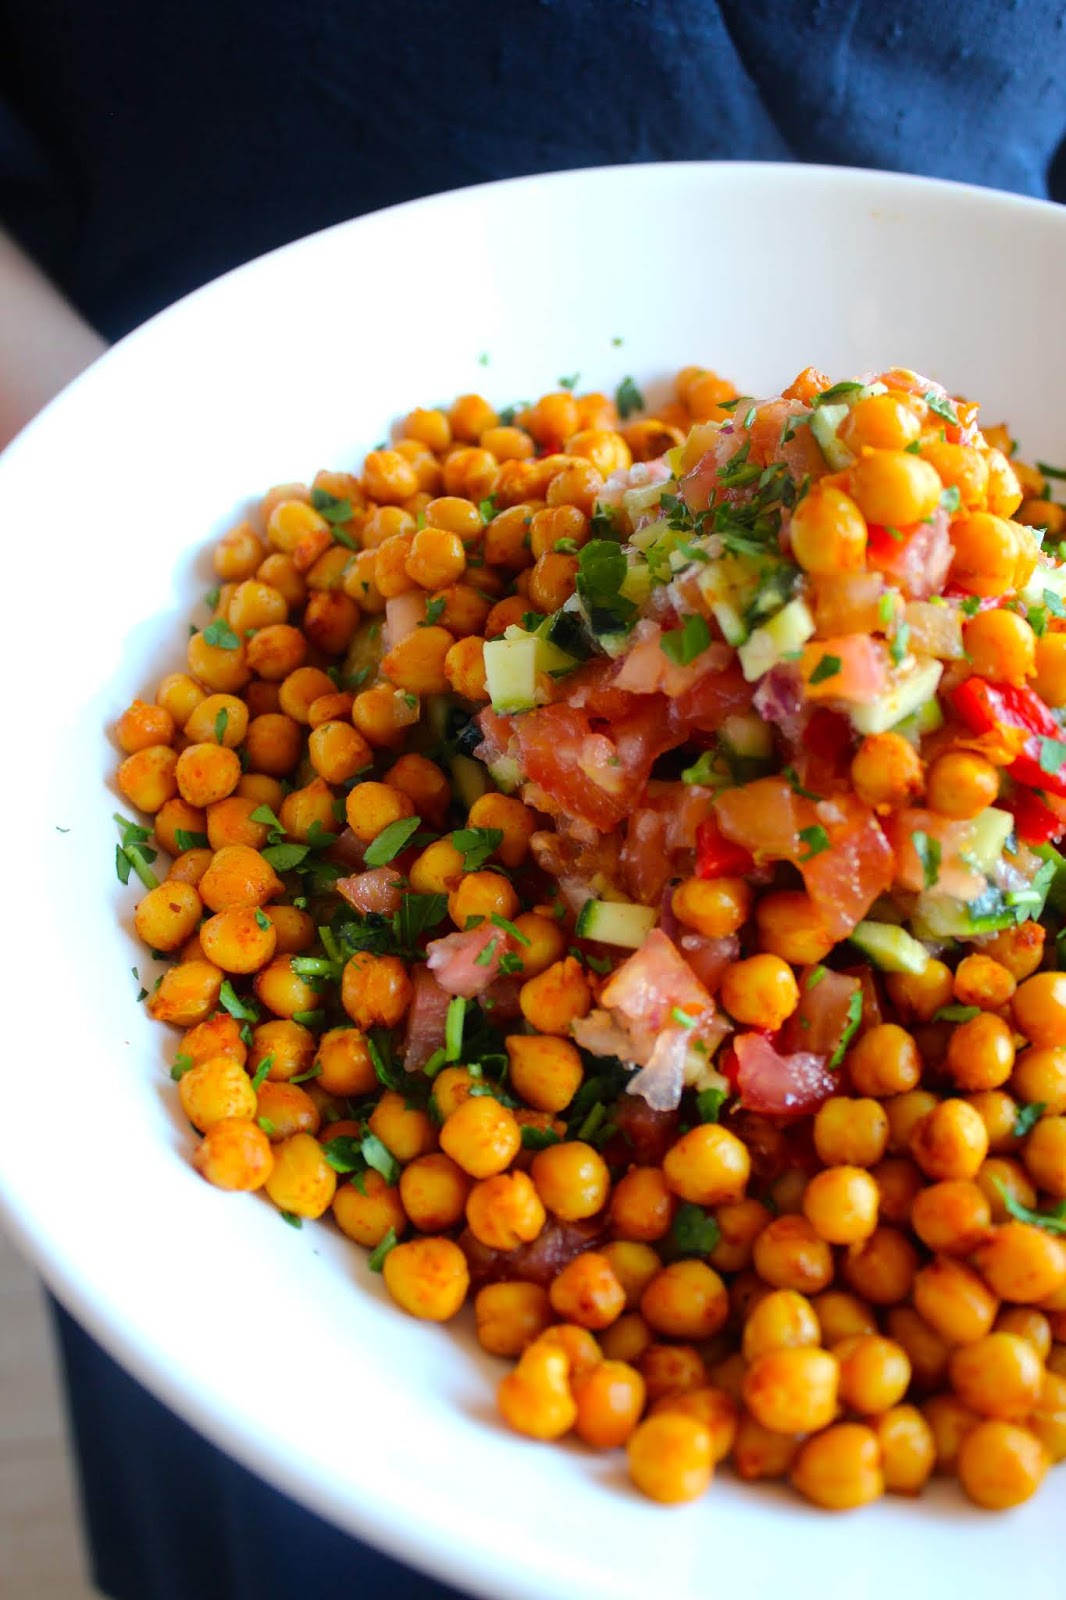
[
  {"x1": 695, "y1": 814, "x2": 756, "y2": 879},
  {"x1": 1010, "y1": 788, "x2": 1066, "y2": 846},
  {"x1": 953, "y1": 677, "x2": 1066, "y2": 799}
]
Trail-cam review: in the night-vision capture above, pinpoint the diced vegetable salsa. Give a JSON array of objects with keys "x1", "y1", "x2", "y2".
[{"x1": 114, "y1": 365, "x2": 1066, "y2": 1515}]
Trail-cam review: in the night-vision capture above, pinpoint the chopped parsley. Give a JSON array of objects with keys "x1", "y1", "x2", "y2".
[
  {"x1": 202, "y1": 618, "x2": 241, "y2": 650},
  {"x1": 782, "y1": 767, "x2": 823, "y2": 801},
  {"x1": 806, "y1": 966, "x2": 828, "y2": 990},
  {"x1": 218, "y1": 980, "x2": 260, "y2": 1023},
  {"x1": 1013, "y1": 1102, "x2": 1047, "y2": 1139},
  {"x1": 291, "y1": 1010, "x2": 326, "y2": 1029},
  {"x1": 478, "y1": 495, "x2": 498, "y2": 524},
  {"x1": 170, "y1": 1053, "x2": 194, "y2": 1082},
  {"x1": 813, "y1": 380, "x2": 864, "y2": 407},
  {"x1": 932, "y1": 1004, "x2": 982, "y2": 1023},
  {"x1": 924, "y1": 391, "x2": 959, "y2": 425},
  {"x1": 615, "y1": 376, "x2": 644, "y2": 418},
  {"x1": 829, "y1": 989, "x2": 864, "y2": 1069},
  {"x1": 993, "y1": 1179, "x2": 1066, "y2": 1235},
  {"x1": 668, "y1": 1203, "x2": 721, "y2": 1259},
  {"x1": 254, "y1": 909, "x2": 271, "y2": 931},
  {"x1": 521, "y1": 1125, "x2": 562, "y2": 1151},
  {"x1": 491, "y1": 913, "x2": 530, "y2": 946},
  {"x1": 558, "y1": 372, "x2": 580, "y2": 390},
  {"x1": 368, "y1": 1227, "x2": 399, "y2": 1272},
  {"x1": 939, "y1": 485, "x2": 961, "y2": 514},
  {"x1": 797, "y1": 825, "x2": 831, "y2": 861},
  {"x1": 114, "y1": 813, "x2": 160, "y2": 890},
  {"x1": 174, "y1": 829, "x2": 209, "y2": 851},
  {"x1": 1036, "y1": 461, "x2": 1066, "y2": 480},
  {"x1": 808, "y1": 654, "x2": 841, "y2": 685},
  {"x1": 1045, "y1": 589, "x2": 1066, "y2": 620},
  {"x1": 716, "y1": 440, "x2": 762, "y2": 489},
  {"x1": 576, "y1": 539, "x2": 637, "y2": 636},
  {"x1": 363, "y1": 815, "x2": 422, "y2": 867},
  {"x1": 680, "y1": 751, "x2": 723, "y2": 787},
  {"x1": 890, "y1": 620, "x2": 911, "y2": 667},
  {"x1": 422, "y1": 596, "x2": 446, "y2": 626},
  {"x1": 279, "y1": 1211, "x2": 303, "y2": 1230},
  {"x1": 660, "y1": 613, "x2": 711, "y2": 666},
  {"x1": 451, "y1": 826, "x2": 504, "y2": 871},
  {"x1": 696, "y1": 1087, "x2": 727, "y2": 1123},
  {"x1": 913, "y1": 830, "x2": 942, "y2": 889},
  {"x1": 250, "y1": 1054, "x2": 274, "y2": 1091}
]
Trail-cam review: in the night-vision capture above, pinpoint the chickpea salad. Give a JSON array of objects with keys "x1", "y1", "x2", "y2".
[{"x1": 114, "y1": 365, "x2": 1066, "y2": 1513}]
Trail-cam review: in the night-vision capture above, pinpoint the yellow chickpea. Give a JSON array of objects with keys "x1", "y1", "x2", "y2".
[
  {"x1": 1028, "y1": 1370, "x2": 1066, "y2": 1462},
  {"x1": 910, "y1": 1098, "x2": 990, "y2": 1180},
  {"x1": 626, "y1": 1413, "x2": 714, "y2": 1503},
  {"x1": 179, "y1": 1014, "x2": 247, "y2": 1068},
  {"x1": 253, "y1": 955, "x2": 321, "y2": 1020},
  {"x1": 117, "y1": 698, "x2": 176, "y2": 755},
  {"x1": 255, "y1": 1081, "x2": 320, "y2": 1142},
  {"x1": 871, "y1": 1155, "x2": 923, "y2": 1226},
  {"x1": 885, "y1": 959, "x2": 954, "y2": 1023},
  {"x1": 600, "y1": 1311, "x2": 653, "y2": 1365},
  {"x1": 719, "y1": 954, "x2": 799, "y2": 1030},
  {"x1": 920, "y1": 439, "x2": 990, "y2": 509},
  {"x1": 179, "y1": 1055, "x2": 257, "y2": 1132},
  {"x1": 344, "y1": 780, "x2": 414, "y2": 845},
  {"x1": 743, "y1": 1346, "x2": 839, "y2": 1435},
  {"x1": 945, "y1": 1012, "x2": 1016, "y2": 1093},
  {"x1": 789, "y1": 484, "x2": 868, "y2": 573},
  {"x1": 755, "y1": 890, "x2": 835, "y2": 965},
  {"x1": 243, "y1": 712, "x2": 303, "y2": 775},
  {"x1": 953, "y1": 953, "x2": 1017, "y2": 1012},
  {"x1": 708, "y1": 1197, "x2": 772, "y2": 1274},
  {"x1": 409, "y1": 837, "x2": 465, "y2": 895},
  {"x1": 439, "y1": 1095, "x2": 521, "y2": 1179},
  {"x1": 199, "y1": 906, "x2": 277, "y2": 974},
  {"x1": 791, "y1": 1423, "x2": 884, "y2": 1510},
  {"x1": 963, "y1": 608, "x2": 1037, "y2": 686},
  {"x1": 663, "y1": 1124, "x2": 751, "y2": 1207},
  {"x1": 949, "y1": 1331, "x2": 1044, "y2": 1421},
  {"x1": 117, "y1": 744, "x2": 179, "y2": 813},
  {"x1": 949, "y1": 512, "x2": 1020, "y2": 597},
  {"x1": 530, "y1": 1141, "x2": 609, "y2": 1221},
  {"x1": 308, "y1": 721, "x2": 373, "y2": 785},
  {"x1": 134, "y1": 880, "x2": 203, "y2": 953},
  {"x1": 341, "y1": 953, "x2": 412, "y2": 1029},
  {"x1": 447, "y1": 870, "x2": 519, "y2": 928},
  {"x1": 571, "y1": 1359, "x2": 647, "y2": 1450},
  {"x1": 1013, "y1": 972, "x2": 1066, "y2": 1049},
  {"x1": 802, "y1": 1166, "x2": 880, "y2": 1245},
  {"x1": 465, "y1": 792, "x2": 536, "y2": 868},
  {"x1": 732, "y1": 1412, "x2": 804, "y2": 1481},
  {"x1": 192, "y1": 1118, "x2": 274, "y2": 1191},
  {"x1": 505, "y1": 1035, "x2": 583, "y2": 1114},
  {"x1": 277, "y1": 665, "x2": 336, "y2": 723},
  {"x1": 842, "y1": 1226, "x2": 918, "y2": 1307},
  {"x1": 1011, "y1": 1046, "x2": 1066, "y2": 1112},
  {"x1": 398, "y1": 1153, "x2": 472, "y2": 1233},
  {"x1": 847, "y1": 1024, "x2": 922, "y2": 1097},
  {"x1": 248, "y1": 1019, "x2": 314, "y2": 1083},
  {"x1": 911, "y1": 1179, "x2": 992, "y2": 1256},
  {"x1": 331, "y1": 1169, "x2": 407, "y2": 1248},
  {"x1": 973, "y1": 1222, "x2": 1066, "y2": 1305},
  {"x1": 848, "y1": 449, "x2": 941, "y2": 526},
  {"x1": 913, "y1": 1255, "x2": 1000, "y2": 1344},
  {"x1": 214, "y1": 520, "x2": 266, "y2": 580},
  {"x1": 474, "y1": 1282, "x2": 555, "y2": 1358},
  {"x1": 205, "y1": 795, "x2": 270, "y2": 851},
  {"x1": 466, "y1": 1170, "x2": 546, "y2": 1249},
  {"x1": 187, "y1": 629, "x2": 252, "y2": 694},
  {"x1": 199, "y1": 845, "x2": 283, "y2": 912},
  {"x1": 382, "y1": 1236, "x2": 469, "y2": 1321},
  {"x1": 497, "y1": 1342, "x2": 576, "y2": 1441},
  {"x1": 147, "y1": 959, "x2": 223, "y2": 1026},
  {"x1": 313, "y1": 1027, "x2": 375, "y2": 1096},
  {"x1": 609, "y1": 1166, "x2": 676, "y2": 1243},
  {"x1": 957, "y1": 1420, "x2": 1049, "y2": 1509},
  {"x1": 548, "y1": 1252, "x2": 627, "y2": 1331},
  {"x1": 1023, "y1": 1116, "x2": 1066, "y2": 1197},
  {"x1": 872, "y1": 1405, "x2": 935, "y2": 1495},
  {"x1": 925, "y1": 750, "x2": 1000, "y2": 820},
  {"x1": 404, "y1": 526, "x2": 467, "y2": 590},
  {"x1": 518, "y1": 957, "x2": 591, "y2": 1035},
  {"x1": 835, "y1": 1333, "x2": 911, "y2": 1413},
  {"x1": 814, "y1": 1096, "x2": 889, "y2": 1168},
  {"x1": 367, "y1": 1091, "x2": 436, "y2": 1163},
  {"x1": 813, "y1": 1291, "x2": 878, "y2": 1347},
  {"x1": 840, "y1": 391, "x2": 922, "y2": 452},
  {"x1": 1034, "y1": 632, "x2": 1066, "y2": 708},
  {"x1": 671, "y1": 875, "x2": 751, "y2": 940},
  {"x1": 741, "y1": 1289, "x2": 820, "y2": 1363},
  {"x1": 978, "y1": 1157, "x2": 1037, "y2": 1223},
  {"x1": 443, "y1": 635, "x2": 489, "y2": 701},
  {"x1": 752, "y1": 1216, "x2": 834, "y2": 1295},
  {"x1": 639, "y1": 1260, "x2": 728, "y2": 1342},
  {"x1": 849, "y1": 731, "x2": 924, "y2": 810}
]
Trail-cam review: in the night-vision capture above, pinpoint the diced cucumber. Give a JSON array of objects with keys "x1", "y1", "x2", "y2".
[
  {"x1": 849, "y1": 658, "x2": 943, "y2": 736},
  {"x1": 630, "y1": 515, "x2": 672, "y2": 552},
  {"x1": 893, "y1": 697, "x2": 946, "y2": 745},
  {"x1": 963, "y1": 807, "x2": 1014, "y2": 875},
  {"x1": 450, "y1": 753, "x2": 489, "y2": 810},
  {"x1": 738, "y1": 598, "x2": 816, "y2": 683},
  {"x1": 912, "y1": 889, "x2": 1016, "y2": 940},
  {"x1": 850, "y1": 920, "x2": 931, "y2": 975},
  {"x1": 720, "y1": 712, "x2": 774, "y2": 761},
  {"x1": 1034, "y1": 844, "x2": 1066, "y2": 916},
  {"x1": 486, "y1": 755, "x2": 522, "y2": 794},
  {"x1": 538, "y1": 605, "x2": 594, "y2": 660},
  {"x1": 810, "y1": 403, "x2": 852, "y2": 470},
  {"x1": 620, "y1": 563, "x2": 652, "y2": 608},
  {"x1": 712, "y1": 600, "x2": 749, "y2": 646},
  {"x1": 1020, "y1": 560, "x2": 1066, "y2": 608},
  {"x1": 484, "y1": 633, "x2": 576, "y2": 714},
  {"x1": 622, "y1": 483, "x2": 667, "y2": 524},
  {"x1": 574, "y1": 899, "x2": 657, "y2": 948}
]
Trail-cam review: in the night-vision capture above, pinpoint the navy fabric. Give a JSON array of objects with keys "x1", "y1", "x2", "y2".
[
  {"x1": 6, "y1": 4, "x2": 1064, "y2": 1596},
  {"x1": 0, "y1": 0, "x2": 1063, "y2": 340},
  {"x1": 52, "y1": 1300, "x2": 469, "y2": 1600}
]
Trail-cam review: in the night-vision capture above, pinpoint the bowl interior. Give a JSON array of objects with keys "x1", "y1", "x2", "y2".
[{"x1": 2, "y1": 163, "x2": 1065, "y2": 1600}]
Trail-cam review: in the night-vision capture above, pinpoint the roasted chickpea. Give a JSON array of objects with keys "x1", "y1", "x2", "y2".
[
  {"x1": 791, "y1": 1423, "x2": 884, "y2": 1510},
  {"x1": 842, "y1": 1226, "x2": 918, "y2": 1307},
  {"x1": 626, "y1": 1413, "x2": 713, "y2": 1504},
  {"x1": 802, "y1": 1166, "x2": 880, "y2": 1245},
  {"x1": 743, "y1": 1347, "x2": 839, "y2": 1435},
  {"x1": 439, "y1": 1096, "x2": 521, "y2": 1179},
  {"x1": 957, "y1": 1420, "x2": 1049, "y2": 1509},
  {"x1": 383, "y1": 1237, "x2": 469, "y2": 1322},
  {"x1": 531, "y1": 1141, "x2": 609, "y2": 1221},
  {"x1": 663, "y1": 1123, "x2": 750, "y2": 1207},
  {"x1": 466, "y1": 1170, "x2": 545, "y2": 1250},
  {"x1": 847, "y1": 1024, "x2": 922, "y2": 1097},
  {"x1": 752, "y1": 1216, "x2": 834, "y2": 1295},
  {"x1": 474, "y1": 1282, "x2": 554, "y2": 1358},
  {"x1": 331, "y1": 1169, "x2": 407, "y2": 1248}
]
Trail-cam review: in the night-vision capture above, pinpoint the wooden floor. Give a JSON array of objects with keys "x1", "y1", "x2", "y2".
[{"x1": 0, "y1": 1224, "x2": 98, "y2": 1599}]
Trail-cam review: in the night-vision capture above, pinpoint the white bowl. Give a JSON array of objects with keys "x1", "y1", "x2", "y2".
[{"x1": 2, "y1": 162, "x2": 1065, "y2": 1600}]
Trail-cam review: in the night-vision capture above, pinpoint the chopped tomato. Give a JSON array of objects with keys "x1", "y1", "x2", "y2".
[
  {"x1": 611, "y1": 620, "x2": 732, "y2": 698},
  {"x1": 507, "y1": 702, "x2": 664, "y2": 832},
  {"x1": 733, "y1": 1032, "x2": 838, "y2": 1116},
  {"x1": 800, "y1": 635, "x2": 889, "y2": 704},
  {"x1": 799, "y1": 793, "x2": 895, "y2": 938},
  {"x1": 696, "y1": 813, "x2": 755, "y2": 878},
  {"x1": 713, "y1": 775, "x2": 816, "y2": 864},
  {"x1": 865, "y1": 510, "x2": 953, "y2": 600},
  {"x1": 624, "y1": 783, "x2": 716, "y2": 903},
  {"x1": 403, "y1": 965, "x2": 452, "y2": 1070},
  {"x1": 780, "y1": 968, "x2": 862, "y2": 1059},
  {"x1": 425, "y1": 922, "x2": 517, "y2": 997},
  {"x1": 881, "y1": 807, "x2": 986, "y2": 900},
  {"x1": 600, "y1": 929, "x2": 716, "y2": 1045},
  {"x1": 668, "y1": 659, "x2": 754, "y2": 736},
  {"x1": 335, "y1": 867, "x2": 405, "y2": 916}
]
